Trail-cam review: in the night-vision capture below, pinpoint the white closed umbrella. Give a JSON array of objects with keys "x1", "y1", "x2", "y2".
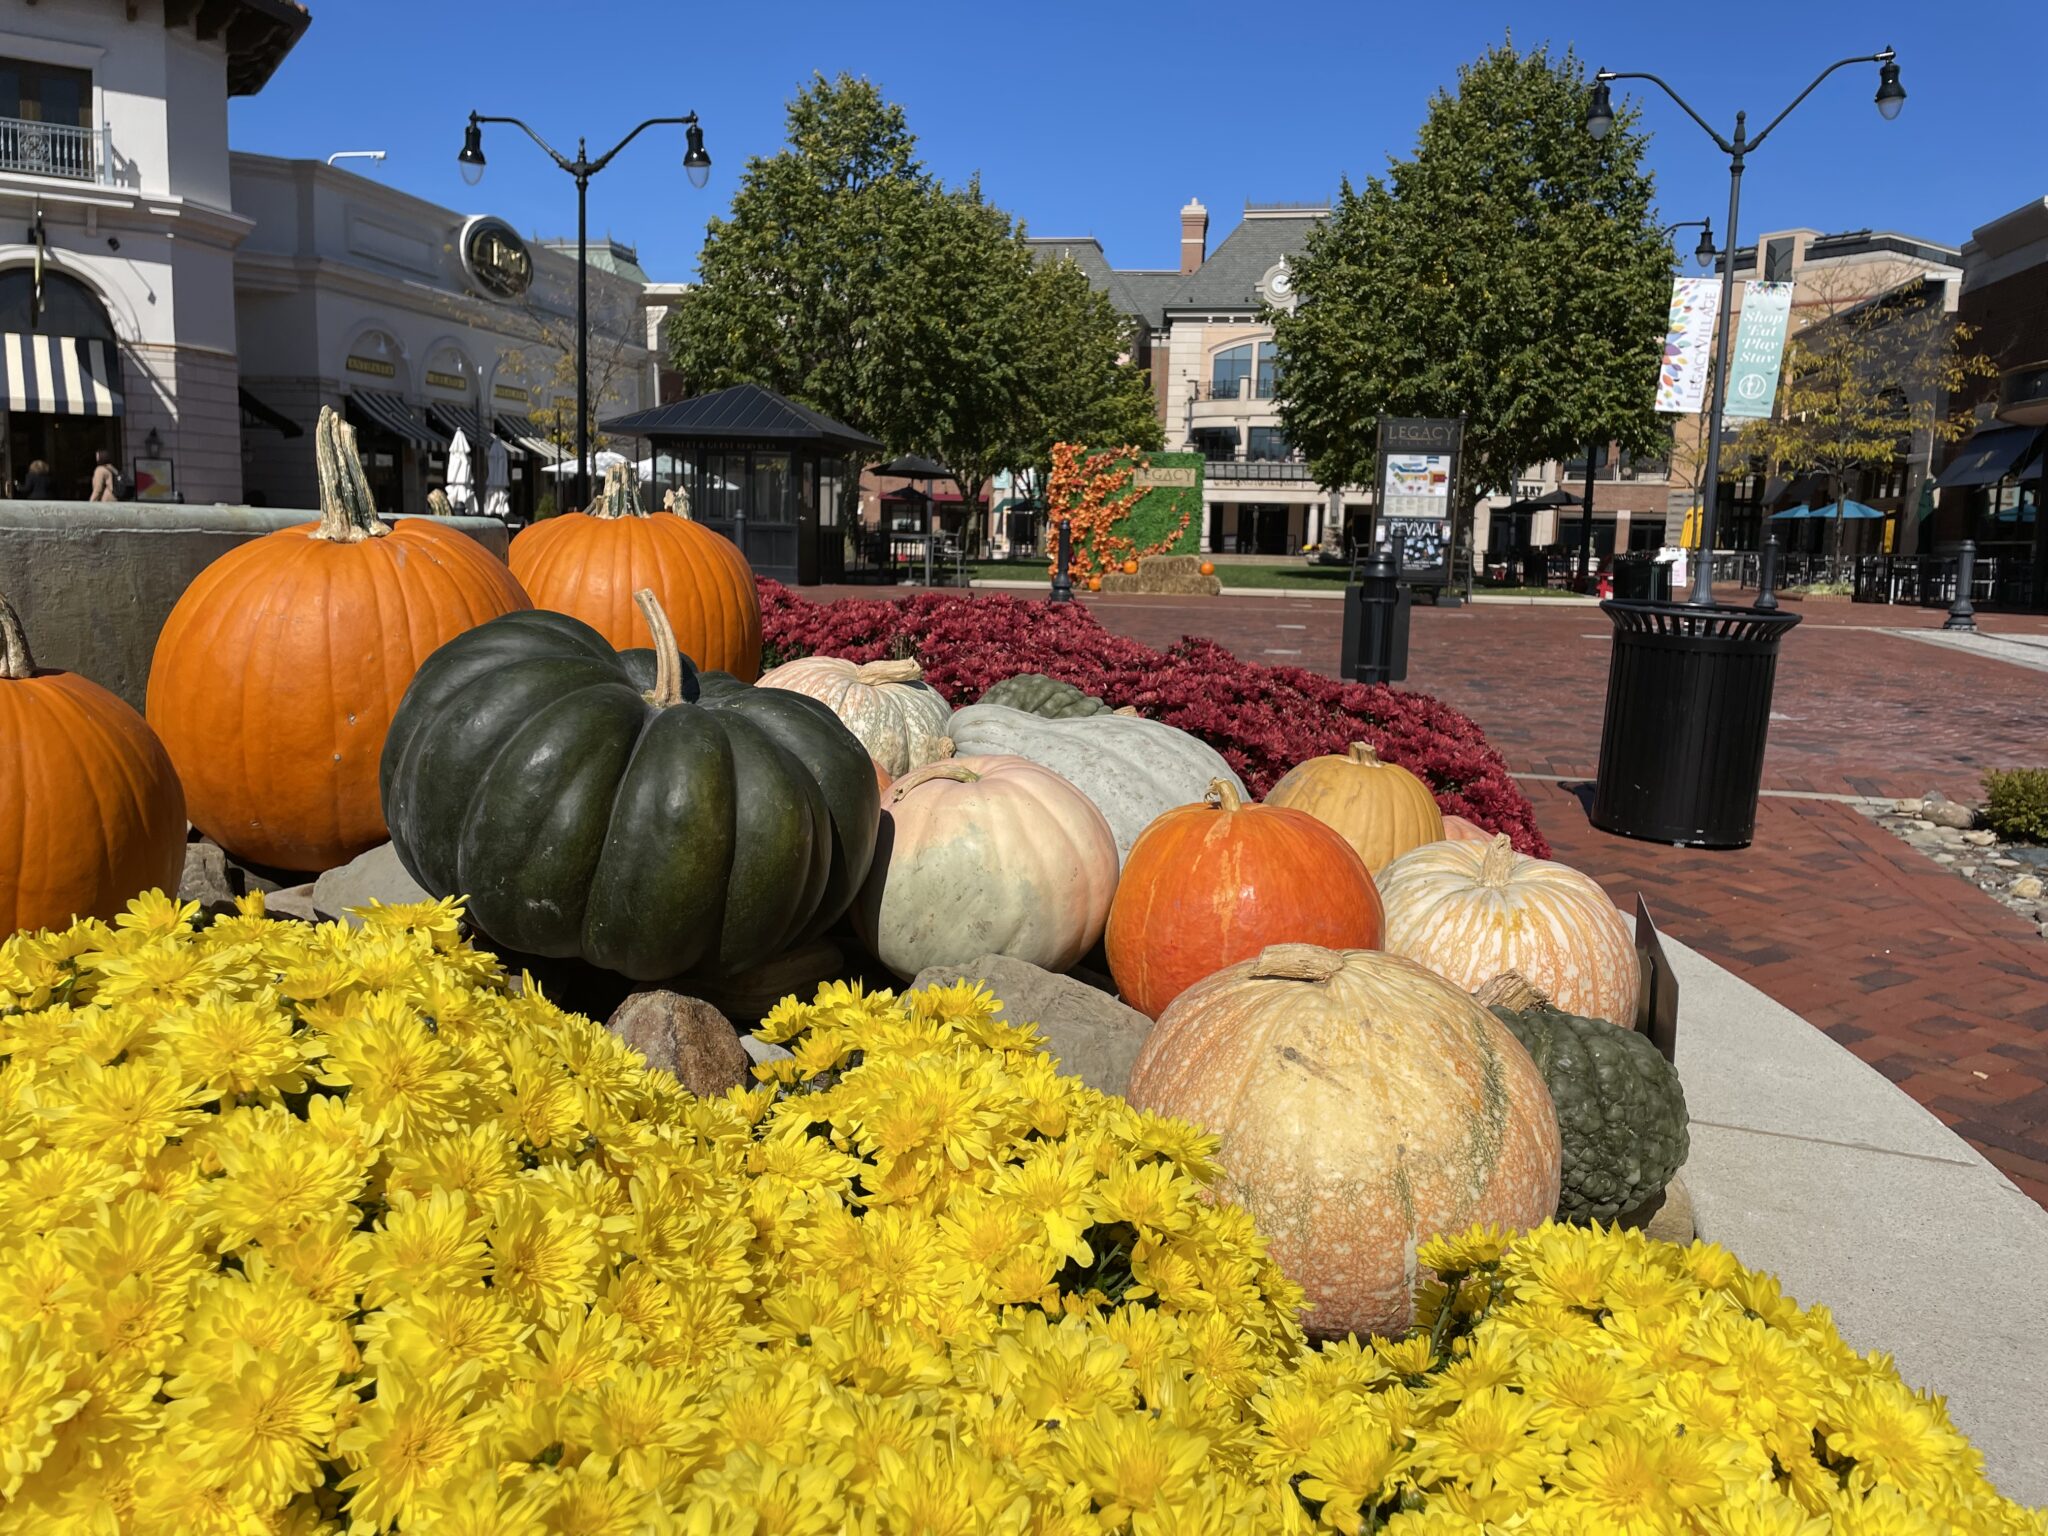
[
  {"x1": 444, "y1": 429, "x2": 475, "y2": 513},
  {"x1": 483, "y1": 436, "x2": 511, "y2": 520},
  {"x1": 541, "y1": 450, "x2": 627, "y2": 478}
]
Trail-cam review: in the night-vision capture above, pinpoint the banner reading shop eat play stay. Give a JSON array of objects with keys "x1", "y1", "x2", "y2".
[
  {"x1": 1654, "y1": 276, "x2": 1722, "y2": 414},
  {"x1": 1722, "y1": 281, "x2": 1795, "y2": 419}
]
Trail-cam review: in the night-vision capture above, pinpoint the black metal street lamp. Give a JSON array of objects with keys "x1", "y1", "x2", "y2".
[
  {"x1": 1661, "y1": 217, "x2": 1719, "y2": 270},
  {"x1": 1589, "y1": 48, "x2": 1902, "y2": 606},
  {"x1": 458, "y1": 111, "x2": 711, "y2": 510}
]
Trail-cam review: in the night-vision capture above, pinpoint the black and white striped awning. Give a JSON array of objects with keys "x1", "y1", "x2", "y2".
[
  {"x1": 347, "y1": 389, "x2": 442, "y2": 450},
  {"x1": 427, "y1": 401, "x2": 489, "y2": 448},
  {"x1": 2, "y1": 333, "x2": 123, "y2": 417},
  {"x1": 493, "y1": 412, "x2": 560, "y2": 461}
]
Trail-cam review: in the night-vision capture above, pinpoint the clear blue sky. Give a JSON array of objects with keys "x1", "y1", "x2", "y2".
[{"x1": 231, "y1": 0, "x2": 2044, "y2": 280}]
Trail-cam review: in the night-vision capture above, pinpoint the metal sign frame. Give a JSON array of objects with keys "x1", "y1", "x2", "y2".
[{"x1": 1375, "y1": 416, "x2": 1464, "y2": 585}]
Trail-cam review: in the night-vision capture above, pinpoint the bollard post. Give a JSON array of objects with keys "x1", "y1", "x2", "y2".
[
  {"x1": 1754, "y1": 535, "x2": 1780, "y2": 611},
  {"x1": 1943, "y1": 540, "x2": 1977, "y2": 631},
  {"x1": 1352, "y1": 545, "x2": 1401, "y2": 683},
  {"x1": 1049, "y1": 517, "x2": 1074, "y2": 604}
]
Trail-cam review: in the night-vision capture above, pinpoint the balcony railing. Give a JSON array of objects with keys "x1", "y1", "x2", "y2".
[
  {"x1": 0, "y1": 117, "x2": 107, "y2": 182},
  {"x1": 1195, "y1": 378, "x2": 1281, "y2": 402},
  {"x1": 1206, "y1": 455, "x2": 1314, "y2": 482}
]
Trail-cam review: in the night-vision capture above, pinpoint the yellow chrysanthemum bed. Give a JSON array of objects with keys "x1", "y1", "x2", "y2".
[{"x1": 0, "y1": 894, "x2": 2038, "y2": 1536}]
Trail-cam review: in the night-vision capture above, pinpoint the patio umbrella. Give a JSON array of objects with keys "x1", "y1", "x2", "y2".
[
  {"x1": 1816, "y1": 500, "x2": 1888, "y2": 520},
  {"x1": 1768, "y1": 505, "x2": 1819, "y2": 519},
  {"x1": 540, "y1": 450, "x2": 628, "y2": 479},
  {"x1": 444, "y1": 429, "x2": 474, "y2": 513},
  {"x1": 483, "y1": 436, "x2": 511, "y2": 520}
]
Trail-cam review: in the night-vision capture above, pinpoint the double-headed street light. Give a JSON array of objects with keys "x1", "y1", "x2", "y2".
[
  {"x1": 458, "y1": 111, "x2": 712, "y2": 509},
  {"x1": 1588, "y1": 49, "x2": 1904, "y2": 606}
]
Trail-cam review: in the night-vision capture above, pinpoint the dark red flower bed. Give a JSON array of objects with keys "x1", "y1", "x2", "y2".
[{"x1": 757, "y1": 582, "x2": 1549, "y2": 857}]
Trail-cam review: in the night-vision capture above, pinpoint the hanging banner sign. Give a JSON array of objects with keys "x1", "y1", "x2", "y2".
[
  {"x1": 1722, "y1": 281, "x2": 1794, "y2": 419},
  {"x1": 1375, "y1": 416, "x2": 1463, "y2": 585},
  {"x1": 1654, "y1": 276, "x2": 1722, "y2": 414}
]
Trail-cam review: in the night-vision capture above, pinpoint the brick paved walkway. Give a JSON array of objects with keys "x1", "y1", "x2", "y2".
[{"x1": 804, "y1": 584, "x2": 2048, "y2": 1204}]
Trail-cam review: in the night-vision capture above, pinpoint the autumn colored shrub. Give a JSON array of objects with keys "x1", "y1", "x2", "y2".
[{"x1": 757, "y1": 581, "x2": 1549, "y2": 856}]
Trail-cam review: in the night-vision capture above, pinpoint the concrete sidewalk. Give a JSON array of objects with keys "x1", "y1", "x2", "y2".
[{"x1": 1666, "y1": 930, "x2": 2048, "y2": 1506}]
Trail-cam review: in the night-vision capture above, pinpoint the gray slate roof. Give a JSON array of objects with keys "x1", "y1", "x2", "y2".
[{"x1": 1027, "y1": 208, "x2": 1325, "y2": 330}]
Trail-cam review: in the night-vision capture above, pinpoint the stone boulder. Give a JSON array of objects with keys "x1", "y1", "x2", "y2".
[
  {"x1": 177, "y1": 840, "x2": 239, "y2": 915},
  {"x1": 606, "y1": 990, "x2": 749, "y2": 1097},
  {"x1": 908, "y1": 952, "x2": 1153, "y2": 1097},
  {"x1": 311, "y1": 842, "x2": 432, "y2": 926},
  {"x1": 1921, "y1": 793, "x2": 1977, "y2": 830}
]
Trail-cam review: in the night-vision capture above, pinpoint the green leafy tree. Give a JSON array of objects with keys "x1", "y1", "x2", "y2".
[
  {"x1": 1732, "y1": 267, "x2": 1997, "y2": 564},
  {"x1": 1272, "y1": 40, "x2": 1670, "y2": 500},
  {"x1": 1016, "y1": 257, "x2": 1162, "y2": 472}
]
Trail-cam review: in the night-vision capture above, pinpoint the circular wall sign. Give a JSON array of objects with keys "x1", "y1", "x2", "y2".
[{"x1": 459, "y1": 215, "x2": 532, "y2": 301}]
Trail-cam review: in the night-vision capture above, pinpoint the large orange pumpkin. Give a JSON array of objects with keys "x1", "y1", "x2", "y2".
[
  {"x1": 147, "y1": 408, "x2": 530, "y2": 873},
  {"x1": 1264, "y1": 741, "x2": 1445, "y2": 874},
  {"x1": 1126, "y1": 943, "x2": 1561, "y2": 1338},
  {"x1": 1377, "y1": 834, "x2": 1641, "y2": 1025},
  {"x1": 1106, "y1": 779, "x2": 1384, "y2": 1019},
  {"x1": 2, "y1": 592, "x2": 186, "y2": 934},
  {"x1": 510, "y1": 460, "x2": 762, "y2": 680}
]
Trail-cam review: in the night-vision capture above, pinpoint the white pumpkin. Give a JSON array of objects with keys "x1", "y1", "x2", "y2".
[
  {"x1": 943, "y1": 703, "x2": 1248, "y2": 865},
  {"x1": 1376, "y1": 834, "x2": 1642, "y2": 1026},
  {"x1": 856, "y1": 754, "x2": 1119, "y2": 979},
  {"x1": 757, "y1": 656, "x2": 953, "y2": 775}
]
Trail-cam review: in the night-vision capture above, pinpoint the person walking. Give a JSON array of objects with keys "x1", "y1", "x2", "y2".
[
  {"x1": 89, "y1": 449, "x2": 118, "y2": 502},
  {"x1": 18, "y1": 459, "x2": 51, "y2": 499}
]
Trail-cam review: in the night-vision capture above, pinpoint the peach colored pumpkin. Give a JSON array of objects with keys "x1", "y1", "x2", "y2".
[
  {"x1": 1377, "y1": 834, "x2": 1641, "y2": 1026},
  {"x1": 758, "y1": 656, "x2": 952, "y2": 776},
  {"x1": 1441, "y1": 814, "x2": 1490, "y2": 842},
  {"x1": 2, "y1": 593, "x2": 186, "y2": 935},
  {"x1": 856, "y1": 754, "x2": 1118, "y2": 978},
  {"x1": 1264, "y1": 741, "x2": 1444, "y2": 874},
  {"x1": 1127, "y1": 943, "x2": 1560, "y2": 1339}
]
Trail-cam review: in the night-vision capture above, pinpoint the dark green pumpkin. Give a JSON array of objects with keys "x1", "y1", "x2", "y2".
[
  {"x1": 379, "y1": 595, "x2": 878, "y2": 981},
  {"x1": 978, "y1": 672, "x2": 1111, "y2": 719}
]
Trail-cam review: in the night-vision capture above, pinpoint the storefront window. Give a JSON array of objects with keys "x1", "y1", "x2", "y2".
[
  {"x1": 1211, "y1": 345, "x2": 1252, "y2": 399},
  {"x1": 1248, "y1": 427, "x2": 1290, "y2": 461}
]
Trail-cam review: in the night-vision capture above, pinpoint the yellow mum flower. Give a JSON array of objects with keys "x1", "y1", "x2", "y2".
[
  {"x1": 334, "y1": 1366, "x2": 480, "y2": 1529},
  {"x1": 0, "y1": 1322, "x2": 86, "y2": 1498}
]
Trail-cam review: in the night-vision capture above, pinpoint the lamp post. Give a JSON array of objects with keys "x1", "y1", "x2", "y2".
[
  {"x1": 458, "y1": 111, "x2": 710, "y2": 511},
  {"x1": 1588, "y1": 48, "x2": 1904, "y2": 606}
]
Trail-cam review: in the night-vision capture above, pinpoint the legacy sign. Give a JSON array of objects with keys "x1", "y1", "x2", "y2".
[{"x1": 1376, "y1": 416, "x2": 1463, "y2": 586}]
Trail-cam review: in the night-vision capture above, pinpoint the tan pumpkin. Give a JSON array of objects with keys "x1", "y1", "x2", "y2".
[
  {"x1": 1441, "y1": 814, "x2": 1491, "y2": 842},
  {"x1": 758, "y1": 656, "x2": 952, "y2": 775},
  {"x1": 1376, "y1": 834, "x2": 1640, "y2": 1025},
  {"x1": 1264, "y1": 741, "x2": 1444, "y2": 874},
  {"x1": 2, "y1": 593, "x2": 187, "y2": 935},
  {"x1": 1126, "y1": 943, "x2": 1560, "y2": 1339},
  {"x1": 856, "y1": 754, "x2": 1118, "y2": 978}
]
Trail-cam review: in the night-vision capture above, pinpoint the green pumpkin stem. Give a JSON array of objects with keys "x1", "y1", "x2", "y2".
[
  {"x1": 1206, "y1": 779, "x2": 1243, "y2": 813},
  {"x1": 1476, "y1": 834, "x2": 1520, "y2": 888},
  {"x1": 312, "y1": 406, "x2": 389, "y2": 543},
  {"x1": 0, "y1": 593, "x2": 33, "y2": 679},
  {"x1": 588, "y1": 460, "x2": 645, "y2": 520},
  {"x1": 633, "y1": 588, "x2": 685, "y2": 707}
]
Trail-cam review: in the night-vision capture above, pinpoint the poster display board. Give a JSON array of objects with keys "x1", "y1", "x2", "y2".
[{"x1": 1375, "y1": 417, "x2": 1463, "y2": 585}]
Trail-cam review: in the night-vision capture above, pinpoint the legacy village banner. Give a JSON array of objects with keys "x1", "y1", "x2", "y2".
[{"x1": 1654, "y1": 276, "x2": 1722, "y2": 414}]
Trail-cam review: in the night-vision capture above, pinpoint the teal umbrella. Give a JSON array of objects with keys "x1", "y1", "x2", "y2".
[{"x1": 1818, "y1": 499, "x2": 1888, "y2": 520}]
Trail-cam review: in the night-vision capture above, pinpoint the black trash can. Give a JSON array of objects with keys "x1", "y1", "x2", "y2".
[
  {"x1": 1591, "y1": 600, "x2": 1802, "y2": 848},
  {"x1": 1611, "y1": 554, "x2": 1654, "y2": 601}
]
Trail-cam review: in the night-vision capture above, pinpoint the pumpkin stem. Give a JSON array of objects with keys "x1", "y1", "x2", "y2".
[
  {"x1": 1476, "y1": 834, "x2": 1520, "y2": 888},
  {"x1": 1347, "y1": 741, "x2": 1382, "y2": 765},
  {"x1": 588, "y1": 460, "x2": 645, "y2": 520},
  {"x1": 634, "y1": 588, "x2": 685, "y2": 707},
  {"x1": 927, "y1": 737, "x2": 957, "y2": 760},
  {"x1": 1473, "y1": 969, "x2": 1549, "y2": 1011},
  {"x1": 1250, "y1": 944, "x2": 1348, "y2": 983},
  {"x1": 0, "y1": 592, "x2": 33, "y2": 679},
  {"x1": 853, "y1": 658, "x2": 924, "y2": 685},
  {"x1": 891, "y1": 760, "x2": 980, "y2": 799},
  {"x1": 312, "y1": 406, "x2": 390, "y2": 543},
  {"x1": 1205, "y1": 779, "x2": 1243, "y2": 813}
]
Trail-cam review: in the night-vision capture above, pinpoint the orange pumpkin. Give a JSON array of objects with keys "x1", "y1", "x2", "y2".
[
  {"x1": 1264, "y1": 741, "x2": 1445, "y2": 874},
  {"x1": 1086, "y1": 576, "x2": 1102, "y2": 592},
  {"x1": 1441, "y1": 814, "x2": 1491, "y2": 842},
  {"x1": 510, "y1": 460, "x2": 762, "y2": 680},
  {"x1": 1106, "y1": 779, "x2": 1384, "y2": 1019},
  {"x1": 1377, "y1": 835, "x2": 1641, "y2": 1025},
  {"x1": 1127, "y1": 943, "x2": 1560, "y2": 1338},
  {"x1": 3, "y1": 592, "x2": 186, "y2": 934},
  {"x1": 871, "y1": 756, "x2": 894, "y2": 795},
  {"x1": 1198, "y1": 561, "x2": 1216, "y2": 577},
  {"x1": 147, "y1": 409, "x2": 530, "y2": 873},
  {"x1": 1121, "y1": 559, "x2": 1139, "y2": 575}
]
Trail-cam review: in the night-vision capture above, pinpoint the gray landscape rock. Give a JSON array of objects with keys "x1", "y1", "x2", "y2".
[
  {"x1": 312, "y1": 842, "x2": 431, "y2": 926},
  {"x1": 178, "y1": 841, "x2": 238, "y2": 913},
  {"x1": 606, "y1": 991, "x2": 748, "y2": 1097},
  {"x1": 740, "y1": 1035, "x2": 795, "y2": 1068},
  {"x1": 1963, "y1": 829, "x2": 1998, "y2": 847},
  {"x1": 909, "y1": 952, "x2": 1153, "y2": 1096},
  {"x1": 2012, "y1": 876, "x2": 2045, "y2": 902},
  {"x1": 1617, "y1": 1173, "x2": 1696, "y2": 1245},
  {"x1": 264, "y1": 883, "x2": 325, "y2": 923},
  {"x1": 1923, "y1": 799, "x2": 1978, "y2": 830}
]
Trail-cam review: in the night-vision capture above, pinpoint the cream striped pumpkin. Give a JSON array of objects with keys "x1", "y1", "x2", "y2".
[
  {"x1": 1376, "y1": 834, "x2": 1641, "y2": 1026},
  {"x1": 756, "y1": 656, "x2": 953, "y2": 775}
]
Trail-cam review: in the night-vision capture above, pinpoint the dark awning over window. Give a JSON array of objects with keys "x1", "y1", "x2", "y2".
[
  {"x1": 2, "y1": 332, "x2": 122, "y2": 416},
  {"x1": 1934, "y1": 424, "x2": 2040, "y2": 489},
  {"x1": 238, "y1": 387, "x2": 302, "y2": 438},
  {"x1": 348, "y1": 389, "x2": 441, "y2": 450},
  {"x1": 427, "y1": 402, "x2": 489, "y2": 447}
]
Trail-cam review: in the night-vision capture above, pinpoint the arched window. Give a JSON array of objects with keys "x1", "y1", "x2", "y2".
[
  {"x1": 1210, "y1": 344, "x2": 1252, "y2": 399},
  {"x1": 0, "y1": 267, "x2": 116, "y2": 340}
]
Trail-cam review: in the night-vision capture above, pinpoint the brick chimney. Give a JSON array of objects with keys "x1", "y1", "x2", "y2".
[{"x1": 1180, "y1": 197, "x2": 1208, "y2": 274}]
